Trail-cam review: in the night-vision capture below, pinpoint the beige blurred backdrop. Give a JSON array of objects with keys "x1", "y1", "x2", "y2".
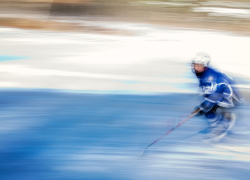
[{"x1": 1, "y1": 0, "x2": 250, "y2": 35}]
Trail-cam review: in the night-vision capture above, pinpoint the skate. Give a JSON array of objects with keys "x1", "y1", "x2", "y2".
[
  {"x1": 223, "y1": 112, "x2": 236, "y2": 131},
  {"x1": 204, "y1": 112, "x2": 236, "y2": 143}
]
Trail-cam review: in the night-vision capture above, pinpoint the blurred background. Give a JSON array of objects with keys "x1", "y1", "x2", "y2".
[
  {"x1": 1, "y1": 0, "x2": 250, "y2": 33},
  {"x1": 0, "y1": 0, "x2": 250, "y2": 94},
  {"x1": 1, "y1": 0, "x2": 250, "y2": 180}
]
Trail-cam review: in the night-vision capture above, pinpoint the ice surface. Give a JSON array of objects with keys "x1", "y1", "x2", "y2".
[{"x1": 0, "y1": 90, "x2": 249, "y2": 180}]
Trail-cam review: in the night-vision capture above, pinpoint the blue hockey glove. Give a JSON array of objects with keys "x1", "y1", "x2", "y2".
[{"x1": 199, "y1": 100, "x2": 215, "y2": 113}]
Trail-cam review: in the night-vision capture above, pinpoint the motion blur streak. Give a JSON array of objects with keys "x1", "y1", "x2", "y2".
[
  {"x1": 0, "y1": 0, "x2": 250, "y2": 180},
  {"x1": 0, "y1": 91, "x2": 250, "y2": 180}
]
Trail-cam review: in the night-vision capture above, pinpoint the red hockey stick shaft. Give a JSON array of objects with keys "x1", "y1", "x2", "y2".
[{"x1": 141, "y1": 110, "x2": 199, "y2": 156}]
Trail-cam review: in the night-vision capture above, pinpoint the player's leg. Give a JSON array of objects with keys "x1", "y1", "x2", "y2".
[{"x1": 204, "y1": 106, "x2": 227, "y2": 138}]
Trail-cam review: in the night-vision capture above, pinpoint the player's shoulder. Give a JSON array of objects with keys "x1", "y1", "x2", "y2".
[
  {"x1": 202, "y1": 68, "x2": 218, "y2": 81},
  {"x1": 207, "y1": 67, "x2": 233, "y2": 84},
  {"x1": 206, "y1": 67, "x2": 221, "y2": 76}
]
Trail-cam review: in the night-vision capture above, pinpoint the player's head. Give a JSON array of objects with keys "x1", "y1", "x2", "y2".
[{"x1": 191, "y1": 52, "x2": 211, "y2": 73}]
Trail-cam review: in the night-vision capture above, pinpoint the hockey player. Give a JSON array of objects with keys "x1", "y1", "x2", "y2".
[{"x1": 191, "y1": 52, "x2": 242, "y2": 140}]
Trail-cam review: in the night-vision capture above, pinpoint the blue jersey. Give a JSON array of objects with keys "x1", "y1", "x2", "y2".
[{"x1": 195, "y1": 67, "x2": 241, "y2": 112}]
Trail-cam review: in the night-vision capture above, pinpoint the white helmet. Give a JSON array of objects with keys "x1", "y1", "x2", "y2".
[{"x1": 192, "y1": 52, "x2": 211, "y2": 67}]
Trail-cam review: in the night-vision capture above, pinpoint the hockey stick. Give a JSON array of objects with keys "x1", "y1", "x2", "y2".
[{"x1": 140, "y1": 109, "x2": 200, "y2": 156}]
